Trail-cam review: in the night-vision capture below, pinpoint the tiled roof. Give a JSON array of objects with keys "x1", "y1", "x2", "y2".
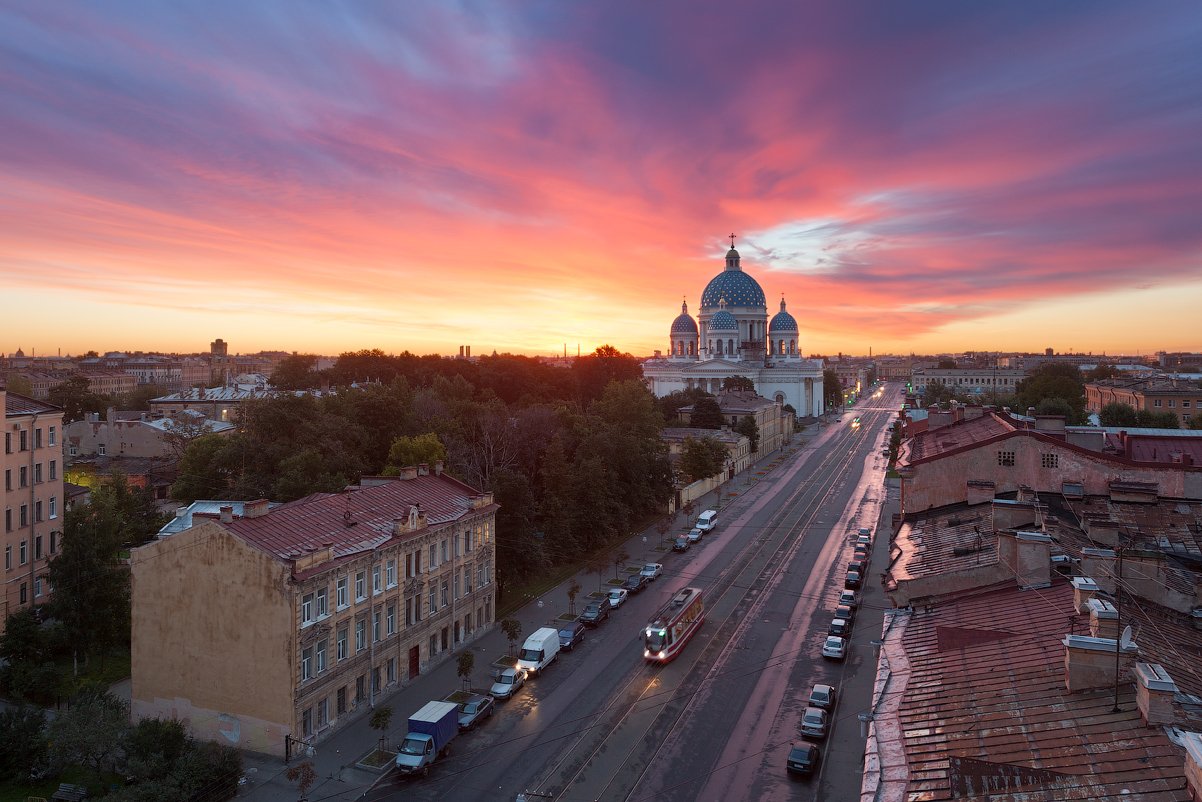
[
  {"x1": 904, "y1": 412, "x2": 1015, "y2": 461},
  {"x1": 881, "y1": 579, "x2": 1195, "y2": 801},
  {"x1": 4, "y1": 391, "x2": 61, "y2": 416},
  {"x1": 220, "y1": 474, "x2": 492, "y2": 563}
]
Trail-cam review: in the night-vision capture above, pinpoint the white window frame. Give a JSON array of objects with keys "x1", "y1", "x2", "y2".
[
  {"x1": 49, "y1": 496, "x2": 57, "y2": 520},
  {"x1": 302, "y1": 647, "x2": 313, "y2": 681},
  {"x1": 356, "y1": 620, "x2": 366, "y2": 651},
  {"x1": 337, "y1": 627, "x2": 348, "y2": 660},
  {"x1": 336, "y1": 577, "x2": 348, "y2": 609},
  {"x1": 301, "y1": 593, "x2": 314, "y2": 625},
  {"x1": 372, "y1": 565, "x2": 382, "y2": 595},
  {"x1": 355, "y1": 571, "x2": 366, "y2": 602},
  {"x1": 316, "y1": 588, "x2": 328, "y2": 618},
  {"x1": 386, "y1": 559, "x2": 396, "y2": 588},
  {"x1": 316, "y1": 640, "x2": 327, "y2": 673},
  {"x1": 387, "y1": 603, "x2": 395, "y2": 635}
]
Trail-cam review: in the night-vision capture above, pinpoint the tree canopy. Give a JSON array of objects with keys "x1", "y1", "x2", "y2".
[
  {"x1": 689, "y1": 396, "x2": 724, "y2": 429},
  {"x1": 679, "y1": 436, "x2": 728, "y2": 483}
]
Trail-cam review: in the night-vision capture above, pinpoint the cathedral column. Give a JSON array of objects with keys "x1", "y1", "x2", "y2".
[{"x1": 805, "y1": 378, "x2": 813, "y2": 417}]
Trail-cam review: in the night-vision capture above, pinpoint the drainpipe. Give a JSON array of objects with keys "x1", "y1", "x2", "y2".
[
  {"x1": 369, "y1": 547, "x2": 378, "y2": 708},
  {"x1": 28, "y1": 412, "x2": 39, "y2": 609}
]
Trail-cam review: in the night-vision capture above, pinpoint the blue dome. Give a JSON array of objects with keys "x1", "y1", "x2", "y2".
[
  {"x1": 770, "y1": 299, "x2": 798, "y2": 332},
  {"x1": 701, "y1": 269, "x2": 766, "y2": 310},
  {"x1": 671, "y1": 313, "x2": 698, "y2": 334},
  {"x1": 709, "y1": 310, "x2": 738, "y2": 330}
]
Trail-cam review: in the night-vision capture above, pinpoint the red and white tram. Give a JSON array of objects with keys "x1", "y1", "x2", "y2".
[{"x1": 643, "y1": 587, "x2": 704, "y2": 663}]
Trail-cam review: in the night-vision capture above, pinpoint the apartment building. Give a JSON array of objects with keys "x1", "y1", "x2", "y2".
[
  {"x1": 2, "y1": 386, "x2": 65, "y2": 632},
  {"x1": 1085, "y1": 377, "x2": 1202, "y2": 426},
  {"x1": 130, "y1": 465, "x2": 497, "y2": 756},
  {"x1": 911, "y1": 367, "x2": 1026, "y2": 396}
]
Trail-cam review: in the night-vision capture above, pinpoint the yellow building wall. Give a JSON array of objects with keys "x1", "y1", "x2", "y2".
[{"x1": 131, "y1": 520, "x2": 295, "y2": 756}]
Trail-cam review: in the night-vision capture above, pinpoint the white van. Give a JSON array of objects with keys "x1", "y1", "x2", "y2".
[
  {"x1": 516, "y1": 627, "x2": 560, "y2": 676},
  {"x1": 695, "y1": 509, "x2": 718, "y2": 532}
]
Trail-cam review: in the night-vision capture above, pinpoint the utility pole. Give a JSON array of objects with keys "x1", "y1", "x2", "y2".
[{"x1": 1112, "y1": 546, "x2": 1124, "y2": 713}]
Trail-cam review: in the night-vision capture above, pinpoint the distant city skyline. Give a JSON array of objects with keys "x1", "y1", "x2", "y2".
[{"x1": 2, "y1": 3, "x2": 1200, "y2": 357}]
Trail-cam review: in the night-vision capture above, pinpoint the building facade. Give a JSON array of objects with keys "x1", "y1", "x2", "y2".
[
  {"x1": 911, "y1": 367, "x2": 1026, "y2": 397},
  {"x1": 1086, "y1": 378, "x2": 1202, "y2": 426},
  {"x1": 642, "y1": 245, "x2": 824, "y2": 417},
  {"x1": 2, "y1": 387, "x2": 64, "y2": 632},
  {"x1": 131, "y1": 466, "x2": 497, "y2": 756}
]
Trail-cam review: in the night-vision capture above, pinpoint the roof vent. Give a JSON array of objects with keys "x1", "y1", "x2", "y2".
[
  {"x1": 1135, "y1": 662, "x2": 1178, "y2": 726},
  {"x1": 219, "y1": 505, "x2": 234, "y2": 524}
]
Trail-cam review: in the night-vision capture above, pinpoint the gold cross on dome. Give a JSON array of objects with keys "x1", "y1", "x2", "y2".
[{"x1": 729, "y1": 232, "x2": 736, "y2": 249}]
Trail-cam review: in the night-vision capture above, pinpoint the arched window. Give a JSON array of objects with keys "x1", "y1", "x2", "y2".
[
  {"x1": 688, "y1": 341, "x2": 694, "y2": 356},
  {"x1": 790, "y1": 340, "x2": 796, "y2": 354},
  {"x1": 715, "y1": 340, "x2": 722, "y2": 355},
  {"x1": 728, "y1": 339, "x2": 735, "y2": 355}
]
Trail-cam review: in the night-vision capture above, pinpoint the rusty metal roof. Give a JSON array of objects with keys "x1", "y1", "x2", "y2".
[{"x1": 4, "y1": 390, "x2": 61, "y2": 416}]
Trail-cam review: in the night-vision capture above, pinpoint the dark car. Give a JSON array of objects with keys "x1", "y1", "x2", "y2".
[
  {"x1": 580, "y1": 598, "x2": 611, "y2": 627},
  {"x1": 854, "y1": 542, "x2": 870, "y2": 558},
  {"x1": 558, "y1": 621, "x2": 586, "y2": 651},
  {"x1": 623, "y1": 573, "x2": 648, "y2": 594},
  {"x1": 456, "y1": 694, "x2": 495, "y2": 731},
  {"x1": 848, "y1": 559, "x2": 865, "y2": 574},
  {"x1": 786, "y1": 742, "x2": 821, "y2": 776},
  {"x1": 845, "y1": 570, "x2": 861, "y2": 589},
  {"x1": 672, "y1": 536, "x2": 691, "y2": 552},
  {"x1": 829, "y1": 618, "x2": 850, "y2": 638}
]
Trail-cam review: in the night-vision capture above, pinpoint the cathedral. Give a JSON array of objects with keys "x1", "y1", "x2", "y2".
[{"x1": 642, "y1": 242, "x2": 825, "y2": 418}]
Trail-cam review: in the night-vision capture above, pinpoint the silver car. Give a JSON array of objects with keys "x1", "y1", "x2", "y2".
[
  {"x1": 489, "y1": 667, "x2": 526, "y2": 700},
  {"x1": 801, "y1": 706, "x2": 829, "y2": 740}
]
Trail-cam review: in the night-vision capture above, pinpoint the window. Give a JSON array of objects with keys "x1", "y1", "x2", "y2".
[
  {"x1": 455, "y1": 533, "x2": 461, "y2": 558},
  {"x1": 372, "y1": 565, "x2": 382, "y2": 594},
  {"x1": 4, "y1": 432, "x2": 9, "y2": 453},
  {"x1": 997, "y1": 451, "x2": 1015, "y2": 467},
  {"x1": 33, "y1": 463, "x2": 42, "y2": 484},
  {"x1": 373, "y1": 666, "x2": 381, "y2": 693},
  {"x1": 49, "y1": 497, "x2": 56, "y2": 520},
  {"x1": 50, "y1": 530, "x2": 57, "y2": 554},
  {"x1": 34, "y1": 501, "x2": 42, "y2": 523},
  {"x1": 97, "y1": 443, "x2": 106, "y2": 456},
  {"x1": 316, "y1": 640, "x2": 327, "y2": 673},
  {"x1": 337, "y1": 626, "x2": 348, "y2": 660},
  {"x1": 454, "y1": 570, "x2": 460, "y2": 599},
  {"x1": 1168, "y1": 399, "x2": 1176, "y2": 408},
  {"x1": 35, "y1": 536, "x2": 42, "y2": 560},
  {"x1": 465, "y1": 529, "x2": 474, "y2": 553},
  {"x1": 302, "y1": 647, "x2": 313, "y2": 681},
  {"x1": 19, "y1": 467, "x2": 27, "y2": 488},
  {"x1": 428, "y1": 544, "x2": 437, "y2": 569},
  {"x1": 387, "y1": 657, "x2": 396, "y2": 684},
  {"x1": 69, "y1": 446, "x2": 78, "y2": 457},
  {"x1": 1153, "y1": 399, "x2": 1162, "y2": 408},
  {"x1": 1185, "y1": 400, "x2": 1192, "y2": 409},
  {"x1": 466, "y1": 565, "x2": 473, "y2": 593},
  {"x1": 19, "y1": 583, "x2": 27, "y2": 605},
  {"x1": 34, "y1": 578, "x2": 42, "y2": 598},
  {"x1": 441, "y1": 580, "x2": 449, "y2": 608},
  {"x1": 356, "y1": 675, "x2": 366, "y2": 703},
  {"x1": 49, "y1": 460, "x2": 56, "y2": 480},
  {"x1": 386, "y1": 560, "x2": 396, "y2": 588},
  {"x1": 441, "y1": 539, "x2": 448, "y2": 562},
  {"x1": 336, "y1": 577, "x2": 348, "y2": 609},
  {"x1": 302, "y1": 708, "x2": 313, "y2": 737},
  {"x1": 356, "y1": 620, "x2": 366, "y2": 651},
  {"x1": 355, "y1": 571, "x2": 366, "y2": 601},
  {"x1": 4, "y1": 509, "x2": 10, "y2": 533},
  {"x1": 387, "y1": 603, "x2": 395, "y2": 635},
  {"x1": 301, "y1": 593, "x2": 314, "y2": 624},
  {"x1": 4, "y1": 545, "x2": 9, "y2": 570},
  {"x1": 20, "y1": 540, "x2": 27, "y2": 565},
  {"x1": 1041, "y1": 453, "x2": 1059, "y2": 469},
  {"x1": 337, "y1": 687, "x2": 347, "y2": 715},
  {"x1": 316, "y1": 588, "x2": 328, "y2": 618},
  {"x1": 428, "y1": 587, "x2": 436, "y2": 616},
  {"x1": 373, "y1": 611, "x2": 381, "y2": 642},
  {"x1": 405, "y1": 552, "x2": 415, "y2": 578},
  {"x1": 19, "y1": 430, "x2": 27, "y2": 451},
  {"x1": 34, "y1": 428, "x2": 42, "y2": 449},
  {"x1": 48, "y1": 426, "x2": 56, "y2": 446},
  {"x1": 3, "y1": 470, "x2": 8, "y2": 491},
  {"x1": 440, "y1": 627, "x2": 448, "y2": 651},
  {"x1": 317, "y1": 698, "x2": 328, "y2": 729},
  {"x1": 429, "y1": 634, "x2": 437, "y2": 656}
]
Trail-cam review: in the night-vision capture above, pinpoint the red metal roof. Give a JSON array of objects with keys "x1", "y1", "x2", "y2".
[
  {"x1": 4, "y1": 391, "x2": 61, "y2": 416},
  {"x1": 219, "y1": 474, "x2": 493, "y2": 563}
]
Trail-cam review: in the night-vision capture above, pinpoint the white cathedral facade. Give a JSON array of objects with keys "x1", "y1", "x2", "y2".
[{"x1": 642, "y1": 244, "x2": 825, "y2": 418}]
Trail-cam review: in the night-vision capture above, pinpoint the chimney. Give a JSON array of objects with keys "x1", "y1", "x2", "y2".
[
  {"x1": 434, "y1": 460, "x2": 444, "y2": 476},
  {"x1": 1134, "y1": 663, "x2": 1178, "y2": 726},
  {"x1": 1080, "y1": 548, "x2": 1118, "y2": 594},
  {"x1": 1086, "y1": 598, "x2": 1119, "y2": 639},
  {"x1": 1182, "y1": 731, "x2": 1202, "y2": 801},
  {"x1": 418, "y1": 463, "x2": 429, "y2": 476},
  {"x1": 466, "y1": 346, "x2": 470, "y2": 358},
  {"x1": 1062, "y1": 633, "x2": 1138, "y2": 692},
  {"x1": 1034, "y1": 415, "x2": 1066, "y2": 435},
  {"x1": 991, "y1": 499, "x2": 1038, "y2": 531},
  {"x1": 963, "y1": 404, "x2": 984, "y2": 420},
  {"x1": 966, "y1": 480, "x2": 996, "y2": 506},
  {"x1": 459, "y1": 346, "x2": 464, "y2": 358},
  {"x1": 219, "y1": 505, "x2": 234, "y2": 524},
  {"x1": 243, "y1": 499, "x2": 270, "y2": 519},
  {"x1": 1072, "y1": 576, "x2": 1101, "y2": 613},
  {"x1": 106, "y1": 406, "x2": 116, "y2": 425},
  {"x1": 998, "y1": 530, "x2": 1052, "y2": 589},
  {"x1": 399, "y1": 466, "x2": 418, "y2": 480},
  {"x1": 1083, "y1": 516, "x2": 1121, "y2": 546}
]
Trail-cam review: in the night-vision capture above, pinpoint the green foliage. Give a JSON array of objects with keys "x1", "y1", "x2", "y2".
[
  {"x1": 722, "y1": 376, "x2": 755, "y2": 391},
  {"x1": 1034, "y1": 397, "x2": 1075, "y2": 420},
  {"x1": 679, "y1": 436, "x2": 728, "y2": 483},
  {"x1": 735, "y1": 415, "x2": 760, "y2": 452},
  {"x1": 823, "y1": 369, "x2": 842, "y2": 408},
  {"x1": 658, "y1": 387, "x2": 712, "y2": 422},
  {"x1": 1191, "y1": 415, "x2": 1202, "y2": 430},
  {"x1": 385, "y1": 433, "x2": 447, "y2": 473},
  {"x1": 1137, "y1": 410, "x2": 1181, "y2": 429},
  {"x1": 500, "y1": 619, "x2": 522, "y2": 654},
  {"x1": 456, "y1": 651, "x2": 475, "y2": 685},
  {"x1": 46, "y1": 688, "x2": 128, "y2": 782},
  {"x1": 47, "y1": 375, "x2": 112, "y2": 424},
  {"x1": 0, "y1": 706, "x2": 46, "y2": 782},
  {"x1": 369, "y1": 706, "x2": 393, "y2": 736},
  {"x1": 286, "y1": 760, "x2": 318, "y2": 797},
  {"x1": 122, "y1": 717, "x2": 189, "y2": 783},
  {"x1": 118, "y1": 384, "x2": 167, "y2": 412},
  {"x1": 1100, "y1": 402, "x2": 1139, "y2": 427},
  {"x1": 4, "y1": 371, "x2": 34, "y2": 396},
  {"x1": 689, "y1": 396, "x2": 724, "y2": 429},
  {"x1": 571, "y1": 345, "x2": 643, "y2": 405},
  {"x1": 1086, "y1": 363, "x2": 1117, "y2": 381},
  {"x1": 270, "y1": 353, "x2": 322, "y2": 390},
  {"x1": 92, "y1": 470, "x2": 170, "y2": 547},
  {"x1": 1016, "y1": 363, "x2": 1086, "y2": 423},
  {"x1": 0, "y1": 610, "x2": 65, "y2": 705},
  {"x1": 937, "y1": 358, "x2": 958, "y2": 369},
  {"x1": 922, "y1": 380, "x2": 955, "y2": 408}
]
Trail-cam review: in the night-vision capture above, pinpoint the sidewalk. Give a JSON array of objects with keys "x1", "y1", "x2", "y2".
[{"x1": 238, "y1": 436, "x2": 812, "y2": 801}]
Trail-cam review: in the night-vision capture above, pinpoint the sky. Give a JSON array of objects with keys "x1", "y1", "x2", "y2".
[{"x1": 2, "y1": 1, "x2": 1201, "y2": 359}]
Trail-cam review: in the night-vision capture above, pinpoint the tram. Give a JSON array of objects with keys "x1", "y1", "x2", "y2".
[{"x1": 643, "y1": 587, "x2": 705, "y2": 663}]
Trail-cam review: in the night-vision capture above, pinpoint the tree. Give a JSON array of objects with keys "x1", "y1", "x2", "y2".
[
  {"x1": 4, "y1": 372, "x2": 34, "y2": 396},
  {"x1": 369, "y1": 706, "x2": 393, "y2": 754},
  {"x1": 612, "y1": 548, "x2": 630, "y2": 581},
  {"x1": 1136, "y1": 410, "x2": 1180, "y2": 429},
  {"x1": 271, "y1": 354, "x2": 322, "y2": 390},
  {"x1": 47, "y1": 375, "x2": 110, "y2": 423},
  {"x1": 0, "y1": 706, "x2": 46, "y2": 783},
  {"x1": 1191, "y1": 415, "x2": 1202, "y2": 430},
  {"x1": 679, "y1": 436, "x2": 728, "y2": 483},
  {"x1": 500, "y1": 619, "x2": 523, "y2": 655},
  {"x1": 46, "y1": 688, "x2": 128, "y2": 782},
  {"x1": 1100, "y1": 402, "x2": 1139, "y2": 427},
  {"x1": 572, "y1": 345, "x2": 642, "y2": 404},
  {"x1": 119, "y1": 383, "x2": 167, "y2": 411},
  {"x1": 1086, "y1": 363, "x2": 1117, "y2": 381},
  {"x1": 286, "y1": 760, "x2": 318, "y2": 801},
  {"x1": 1034, "y1": 397, "x2": 1075, "y2": 420},
  {"x1": 122, "y1": 717, "x2": 189, "y2": 783},
  {"x1": 923, "y1": 380, "x2": 955, "y2": 408},
  {"x1": 567, "y1": 580, "x2": 581, "y2": 616},
  {"x1": 456, "y1": 651, "x2": 475, "y2": 690},
  {"x1": 689, "y1": 396, "x2": 724, "y2": 429},
  {"x1": 658, "y1": 387, "x2": 711, "y2": 422},
  {"x1": 937, "y1": 358, "x2": 958, "y2": 369},
  {"x1": 92, "y1": 469, "x2": 170, "y2": 547},
  {"x1": 1015, "y1": 364, "x2": 1086, "y2": 423},
  {"x1": 384, "y1": 432, "x2": 447, "y2": 473},
  {"x1": 823, "y1": 369, "x2": 842, "y2": 409},
  {"x1": 735, "y1": 415, "x2": 760, "y2": 452},
  {"x1": 722, "y1": 376, "x2": 754, "y2": 392},
  {"x1": 0, "y1": 609, "x2": 63, "y2": 704}
]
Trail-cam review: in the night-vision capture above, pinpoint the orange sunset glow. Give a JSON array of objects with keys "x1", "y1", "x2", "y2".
[{"x1": 2, "y1": 3, "x2": 1201, "y2": 357}]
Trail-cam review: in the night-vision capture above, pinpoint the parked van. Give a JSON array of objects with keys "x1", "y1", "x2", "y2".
[
  {"x1": 695, "y1": 509, "x2": 718, "y2": 532},
  {"x1": 517, "y1": 627, "x2": 560, "y2": 677}
]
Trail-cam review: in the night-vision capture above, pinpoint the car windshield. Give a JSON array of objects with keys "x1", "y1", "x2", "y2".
[
  {"x1": 804, "y1": 711, "x2": 823, "y2": 725},
  {"x1": 585, "y1": 605, "x2": 599, "y2": 615},
  {"x1": 646, "y1": 628, "x2": 667, "y2": 652},
  {"x1": 399, "y1": 736, "x2": 427, "y2": 756},
  {"x1": 559, "y1": 629, "x2": 574, "y2": 639},
  {"x1": 498, "y1": 674, "x2": 515, "y2": 685},
  {"x1": 519, "y1": 648, "x2": 541, "y2": 661},
  {"x1": 789, "y1": 745, "x2": 813, "y2": 761},
  {"x1": 811, "y1": 689, "x2": 829, "y2": 704},
  {"x1": 463, "y1": 701, "x2": 481, "y2": 714}
]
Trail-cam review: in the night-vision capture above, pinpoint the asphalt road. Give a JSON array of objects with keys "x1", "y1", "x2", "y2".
[{"x1": 366, "y1": 384, "x2": 902, "y2": 802}]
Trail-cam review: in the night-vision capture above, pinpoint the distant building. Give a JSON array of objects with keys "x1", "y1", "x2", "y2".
[
  {"x1": 64, "y1": 409, "x2": 235, "y2": 461},
  {"x1": 2, "y1": 387, "x2": 64, "y2": 633},
  {"x1": 1086, "y1": 377, "x2": 1202, "y2": 426},
  {"x1": 131, "y1": 466, "x2": 498, "y2": 756},
  {"x1": 210, "y1": 338, "x2": 228, "y2": 358},
  {"x1": 642, "y1": 245, "x2": 824, "y2": 418},
  {"x1": 910, "y1": 367, "x2": 1025, "y2": 397}
]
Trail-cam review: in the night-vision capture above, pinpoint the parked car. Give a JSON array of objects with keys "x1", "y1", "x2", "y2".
[
  {"x1": 456, "y1": 694, "x2": 495, "y2": 731},
  {"x1": 822, "y1": 636, "x2": 846, "y2": 660},
  {"x1": 839, "y1": 590, "x2": 858, "y2": 608},
  {"x1": 808, "y1": 683, "x2": 836, "y2": 711},
  {"x1": 834, "y1": 604, "x2": 855, "y2": 624},
  {"x1": 801, "y1": 706, "x2": 829, "y2": 739},
  {"x1": 854, "y1": 542, "x2": 870, "y2": 558},
  {"x1": 686, "y1": 527, "x2": 705, "y2": 544},
  {"x1": 845, "y1": 570, "x2": 861, "y2": 589},
  {"x1": 558, "y1": 621, "x2": 586, "y2": 651},
  {"x1": 640, "y1": 563, "x2": 663, "y2": 581},
  {"x1": 608, "y1": 587, "x2": 629, "y2": 609},
  {"x1": 858, "y1": 527, "x2": 872, "y2": 537},
  {"x1": 622, "y1": 573, "x2": 648, "y2": 594},
  {"x1": 856, "y1": 534, "x2": 872, "y2": 547},
  {"x1": 848, "y1": 559, "x2": 865, "y2": 575},
  {"x1": 694, "y1": 509, "x2": 718, "y2": 531},
  {"x1": 828, "y1": 618, "x2": 850, "y2": 638},
  {"x1": 580, "y1": 598, "x2": 611, "y2": 627},
  {"x1": 672, "y1": 536, "x2": 691, "y2": 552},
  {"x1": 489, "y1": 667, "x2": 526, "y2": 700},
  {"x1": 786, "y1": 742, "x2": 821, "y2": 776}
]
